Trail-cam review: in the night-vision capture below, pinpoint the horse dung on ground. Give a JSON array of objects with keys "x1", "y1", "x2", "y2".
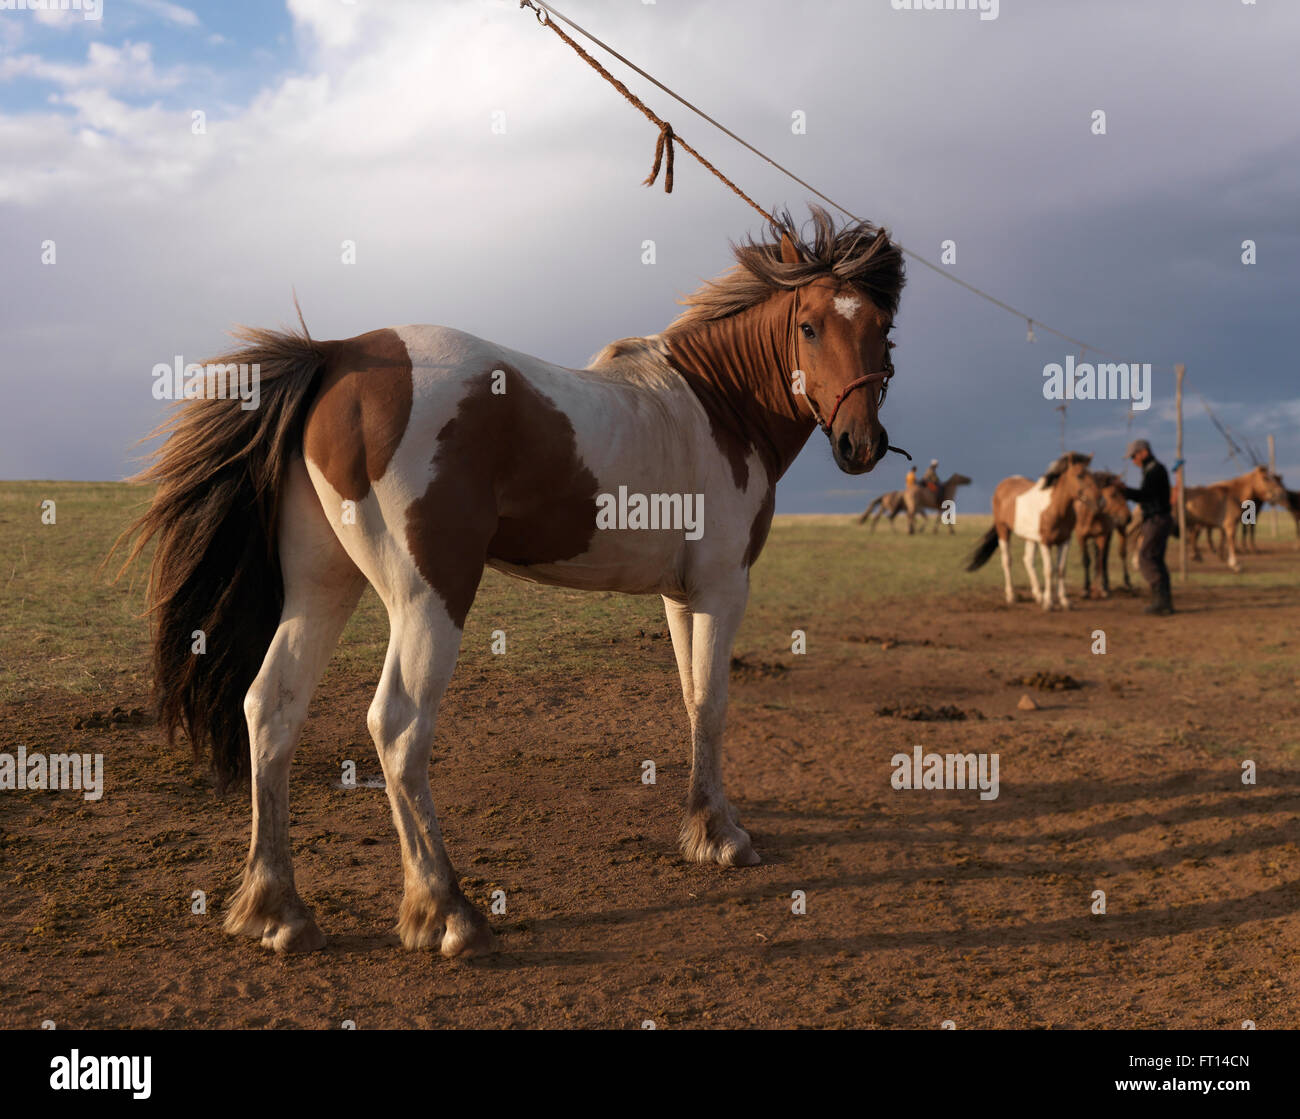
[{"x1": 115, "y1": 207, "x2": 907, "y2": 957}]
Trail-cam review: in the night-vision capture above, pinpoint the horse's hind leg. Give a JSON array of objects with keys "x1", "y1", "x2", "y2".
[
  {"x1": 678, "y1": 573, "x2": 758, "y2": 867},
  {"x1": 1023, "y1": 539, "x2": 1045, "y2": 606},
  {"x1": 371, "y1": 592, "x2": 495, "y2": 956},
  {"x1": 1054, "y1": 542, "x2": 1071, "y2": 609},
  {"x1": 226, "y1": 458, "x2": 365, "y2": 953},
  {"x1": 997, "y1": 531, "x2": 1015, "y2": 604}
]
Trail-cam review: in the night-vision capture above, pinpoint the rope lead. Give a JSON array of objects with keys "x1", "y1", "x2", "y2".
[{"x1": 644, "y1": 122, "x2": 675, "y2": 193}]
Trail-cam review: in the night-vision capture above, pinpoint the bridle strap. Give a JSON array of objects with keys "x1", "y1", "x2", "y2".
[
  {"x1": 801, "y1": 344, "x2": 897, "y2": 434},
  {"x1": 788, "y1": 298, "x2": 910, "y2": 459},
  {"x1": 821, "y1": 362, "x2": 893, "y2": 433}
]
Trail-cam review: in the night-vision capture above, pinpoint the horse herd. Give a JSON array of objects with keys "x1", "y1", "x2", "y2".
[{"x1": 864, "y1": 459, "x2": 1295, "y2": 610}]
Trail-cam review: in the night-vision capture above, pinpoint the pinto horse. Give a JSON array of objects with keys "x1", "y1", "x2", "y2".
[
  {"x1": 117, "y1": 208, "x2": 905, "y2": 956},
  {"x1": 966, "y1": 453, "x2": 1101, "y2": 610}
]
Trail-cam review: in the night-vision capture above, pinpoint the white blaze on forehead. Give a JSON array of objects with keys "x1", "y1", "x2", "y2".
[{"x1": 833, "y1": 293, "x2": 862, "y2": 321}]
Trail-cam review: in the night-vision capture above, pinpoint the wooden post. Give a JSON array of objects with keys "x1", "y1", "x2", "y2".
[
  {"x1": 1269, "y1": 433, "x2": 1278, "y2": 538},
  {"x1": 1175, "y1": 364, "x2": 1186, "y2": 582}
]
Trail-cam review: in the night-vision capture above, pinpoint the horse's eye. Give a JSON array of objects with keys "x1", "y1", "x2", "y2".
[{"x1": 800, "y1": 322, "x2": 816, "y2": 340}]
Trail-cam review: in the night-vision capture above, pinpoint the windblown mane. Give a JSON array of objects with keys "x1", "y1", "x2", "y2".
[
  {"x1": 1042, "y1": 452, "x2": 1093, "y2": 487},
  {"x1": 666, "y1": 205, "x2": 905, "y2": 332}
]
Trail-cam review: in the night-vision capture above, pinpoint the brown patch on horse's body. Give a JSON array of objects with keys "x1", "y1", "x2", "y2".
[
  {"x1": 304, "y1": 329, "x2": 414, "y2": 502},
  {"x1": 404, "y1": 365, "x2": 600, "y2": 627},
  {"x1": 991, "y1": 476, "x2": 1035, "y2": 537},
  {"x1": 992, "y1": 455, "x2": 1097, "y2": 545}
]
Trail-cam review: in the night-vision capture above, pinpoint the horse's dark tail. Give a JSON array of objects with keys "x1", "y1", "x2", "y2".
[
  {"x1": 858, "y1": 496, "x2": 884, "y2": 524},
  {"x1": 965, "y1": 526, "x2": 1000, "y2": 572},
  {"x1": 111, "y1": 321, "x2": 330, "y2": 790}
]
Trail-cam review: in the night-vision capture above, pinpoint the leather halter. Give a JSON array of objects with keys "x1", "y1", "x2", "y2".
[
  {"x1": 787, "y1": 291, "x2": 911, "y2": 461},
  {"x1": 814, "y1": 344, "x2": 896, "y2": 434}
]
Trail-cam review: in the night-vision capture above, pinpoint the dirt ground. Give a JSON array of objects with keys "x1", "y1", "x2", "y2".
[{"x1": 2, "y1": 538, "x2": 1299, "y2": 1029}]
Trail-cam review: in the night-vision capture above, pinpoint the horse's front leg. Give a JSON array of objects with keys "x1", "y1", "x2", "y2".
[
  {"x1": 677, "y1": 574, "x2": 758, "y2": 867},
  {"x1": 1098, "y1": 531, "x2": 1112, "y2": 597},
  {"x1": 1023, "y1": 540, "x2": 1045, "y2": 606},
  {"x1": 1054, "y1": 541, "x2": 1071, "y2": 609},
  {"x1": 1117, "y1": 526, "x2": 1132, "y2": 588},
  {"x1": 1224, "y1": 518, "x2": 1241, "y2": 570}
]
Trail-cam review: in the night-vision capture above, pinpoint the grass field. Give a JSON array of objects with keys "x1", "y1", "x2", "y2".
[{"x1": 2, "y1": 481, "x2": 1295, "y2": 705}]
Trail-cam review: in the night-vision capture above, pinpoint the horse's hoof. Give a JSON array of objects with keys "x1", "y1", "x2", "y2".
[
  {"x1": 224, "y1": 879, "x2": 326, "y2": 953},
  {"x1": 680, "y1": 811, "x2": 760, "y2": 867},
  {"x1": 396, "y1": 891, "x2": 497, "y2": 958},
  {"x1": 265, "y1": 916, "x2": 327, "y2": 954}
]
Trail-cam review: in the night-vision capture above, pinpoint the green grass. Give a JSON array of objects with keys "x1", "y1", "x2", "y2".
[{"x1": 1, "y1": 482, "x2": 1296, "y2": 702}]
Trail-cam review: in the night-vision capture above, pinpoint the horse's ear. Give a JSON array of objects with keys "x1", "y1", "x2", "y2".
[
  {"x1": 780, "y1": 234, "x2": 802, "y2": 266},
  {"x1": 1080, "y1": 453, "x2": 1093, "y2": 465}
]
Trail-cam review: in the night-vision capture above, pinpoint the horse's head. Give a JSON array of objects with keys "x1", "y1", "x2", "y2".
[
  {"x1": 787, "y1": 263, "x2": 895, "y2": 473},
  {"x1": 1093, "y1": 471, "x2": 1130, "y2": 520},
  {"x1": 1048, "y1": 452, "x2": 1102, "y2": 509},
  {"x1": 667, "y1": 207, "x2": 905, "y2": 477},
  {"x1": 1254, "y1": 465, "x2": 1287, "y2": 504}
]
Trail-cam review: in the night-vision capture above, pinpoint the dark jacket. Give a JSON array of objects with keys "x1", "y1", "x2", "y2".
[{"x1": 1123, "y1": 458, "x2": 1171, "y2": 518}]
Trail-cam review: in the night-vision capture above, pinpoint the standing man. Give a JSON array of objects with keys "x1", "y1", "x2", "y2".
[{"x1": 1122, "y1": 439, "x2": 1175, "y2": 615}]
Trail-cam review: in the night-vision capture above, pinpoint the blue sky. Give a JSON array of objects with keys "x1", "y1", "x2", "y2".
[
  {"x1": 0, "y1": 0, "x2": 294, "y2": 112},
  {"x1": 2, "y1": 0, "x2": 1298, "y2": 514}
]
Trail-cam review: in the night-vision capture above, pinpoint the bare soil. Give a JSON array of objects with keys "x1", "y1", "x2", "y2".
[{"x1": 2, "y1": 567, "x2": 1299, "y2": 1029}]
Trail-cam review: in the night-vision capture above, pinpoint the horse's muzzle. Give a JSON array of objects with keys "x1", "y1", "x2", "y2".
[{"x1": 833, "y1": 426, "x2": 889, "y2": 475}]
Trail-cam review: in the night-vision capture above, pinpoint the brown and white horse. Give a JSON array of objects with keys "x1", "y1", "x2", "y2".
[
  {"x1": 1075, "y1": 471, "x2": 1131, "y2": 598},
  {"x1": 117, "y1": 208, "x2": 905, "y2": 956},
  {"x1": 1182, "y1": 466, "x2": 1287, "y2": 571},
  {"x1": 966, "y1": 453, "x2": 1101, "y2": 610}
]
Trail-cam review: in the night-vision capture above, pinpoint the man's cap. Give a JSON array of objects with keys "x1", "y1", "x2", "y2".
[
  {"x1": 929, "y1": 458, "x2": 938, "y2": 465},
  {"x1": 1126, "y1": 439, "x2": 1152, "y2": 458}
]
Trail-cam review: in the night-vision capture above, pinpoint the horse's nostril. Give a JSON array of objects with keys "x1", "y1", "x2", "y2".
[{"x1": 837, "y1": 432, "x2": 854, "y2": 461}]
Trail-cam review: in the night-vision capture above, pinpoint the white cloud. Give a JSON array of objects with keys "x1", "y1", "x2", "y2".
[
  {"x1": 0, "y1": 40, "x2": 185, "y2": 93},
  {"x1": 286, "y1": 0, "x2": 365, "y2": 50},
  {"x1": 0, "y1": 0, "x2": 1297, "y2": 493}
]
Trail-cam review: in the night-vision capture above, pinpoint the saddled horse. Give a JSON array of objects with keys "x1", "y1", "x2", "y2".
[
  {"x1": 116, "y1": 207, "x2": 906, "y2": 957},
  {"x1": 1181, "y1": 466, "x2": 1287, "y2": 570},
  {"x1": 903, "y1": 471, "x2": 971, "y2": 534},
  {"x1": 1075, "y1": 471, "x2": 1131, "y2": 598},
  {"x1": 966, "y1": 453, "x2": 1101, "y2": 610},
  {"x1": 858, "y1": 489, "x2": 910, "y2": 530}
]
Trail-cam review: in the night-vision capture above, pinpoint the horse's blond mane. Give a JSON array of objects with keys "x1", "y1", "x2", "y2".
[{"x1": 666, "y1": 205, "x2": 905, "y2": 333}]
